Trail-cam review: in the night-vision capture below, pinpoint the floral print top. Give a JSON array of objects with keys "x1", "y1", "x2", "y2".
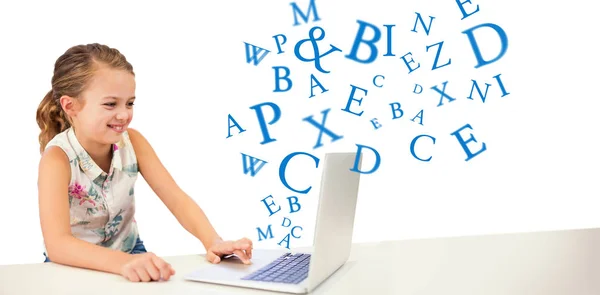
[{"x1": 43, "y1": 127, "x2": 140, "y2": 253}]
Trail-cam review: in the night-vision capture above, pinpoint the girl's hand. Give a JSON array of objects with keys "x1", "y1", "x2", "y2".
[
  {"x1": 206, "y1": 237, "x2": 253, "y2": 265},
  {"x1": 120, "y1": 252, "x2": 176, "y2": 282}
]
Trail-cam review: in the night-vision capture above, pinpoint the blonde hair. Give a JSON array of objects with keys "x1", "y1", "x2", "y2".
[{"x1": 35, "y1": 43, "x2": 135, "y2": 154}]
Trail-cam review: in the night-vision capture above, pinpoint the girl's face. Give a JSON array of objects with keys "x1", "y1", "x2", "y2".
[{"x1": 68, "y1": 66, "x2": 136, "y2": 146}]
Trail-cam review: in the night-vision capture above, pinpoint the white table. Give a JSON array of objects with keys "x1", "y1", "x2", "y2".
[{"x1": 2, "y1": 228, "x2": 599, "y2": 295}]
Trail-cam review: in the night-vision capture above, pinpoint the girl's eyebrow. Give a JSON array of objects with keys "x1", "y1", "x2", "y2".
[{"x1": 103, "y1": 96, "x2": 136, "y2": 100}]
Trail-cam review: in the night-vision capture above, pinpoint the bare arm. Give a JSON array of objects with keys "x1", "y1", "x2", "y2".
[
  {"x1": 127, "y1": 128, "x2": 222, "y2": 250},
  {"x1": 38, "y1": 146, "x2": 132, "y2": 274}
]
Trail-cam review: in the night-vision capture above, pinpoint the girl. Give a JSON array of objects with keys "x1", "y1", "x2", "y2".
[{"x1": 36, "y1": 43, "x2": 252, "y2": 282}]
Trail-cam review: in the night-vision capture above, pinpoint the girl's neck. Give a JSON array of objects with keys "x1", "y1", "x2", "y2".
[{"x1": 73, "y1": 129, "x2": 113, "y2": 172}]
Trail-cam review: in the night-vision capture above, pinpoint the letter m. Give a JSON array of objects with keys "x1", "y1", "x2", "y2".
[
  {"x1": 242, "y1": 153, "x2": 268, "y2": 177},
  {"x1": 290, "y1": 0, "x2": 321, "y2": 26},
  {"x1": 244, "y1": 42, "x2": 270, "y2": 66},
  {"x1": 257, "y1": 224, "x2": 274, "y2": 241}
]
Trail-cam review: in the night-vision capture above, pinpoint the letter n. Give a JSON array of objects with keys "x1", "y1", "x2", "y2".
[{"x1": 242, "y1": 153, "x2": 268, "y2": 177}]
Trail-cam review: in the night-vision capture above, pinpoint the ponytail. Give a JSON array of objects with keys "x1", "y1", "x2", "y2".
[{"x1": 36, "y1": 89, "x2": 71, "y2": 154}]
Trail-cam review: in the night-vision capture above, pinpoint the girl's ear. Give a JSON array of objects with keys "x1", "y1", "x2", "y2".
[{"x1": 60, "y1": 95, "x2": 80, "y2": 117}]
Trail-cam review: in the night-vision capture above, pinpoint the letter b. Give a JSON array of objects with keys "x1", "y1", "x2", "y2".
[
  {"x1": 345, "y1": 20, "x2": 381, "y2": 64},
  {"x1": 274, "y1": 66, "x2": 292, "y2": 92}
]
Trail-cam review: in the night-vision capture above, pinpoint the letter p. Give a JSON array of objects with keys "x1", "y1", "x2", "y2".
[{"x1": 249, "y1": 102, "x2": 281, "y2": 145}]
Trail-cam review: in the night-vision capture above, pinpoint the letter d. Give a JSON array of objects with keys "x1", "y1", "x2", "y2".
[
  {"x1": 351, "y1": 144, "x2": 381, "y2": 174},
  {"x1": 282, "y1": 217, "x2": 292, "y2": 227},
  {"x1": 462, "y1": 23, "x2": 508, "y2": 68}
]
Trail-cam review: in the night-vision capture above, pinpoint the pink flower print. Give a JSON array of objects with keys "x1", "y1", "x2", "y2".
[
  {"x1": 69, "y1": 183, "x2": 96, "y2": 206},
  {"x1": 113, "y1": 144, "x2": 119, "y2": 151},
  {"x1": 69, "y1": 183, "x2": 85, "y2": 199}
]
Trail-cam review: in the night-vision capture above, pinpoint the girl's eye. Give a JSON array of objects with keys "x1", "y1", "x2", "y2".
[{"x1": 104, "y1": 102, "x2": 134, "y2": 107}]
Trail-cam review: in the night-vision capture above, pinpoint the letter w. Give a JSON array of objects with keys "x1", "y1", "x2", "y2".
[
  {"x1": 242, "y1": 153, "x2": 268, "y2": 176},
  {"x1": 244, "y1": 42, "x2": 271, "y2": 66}
]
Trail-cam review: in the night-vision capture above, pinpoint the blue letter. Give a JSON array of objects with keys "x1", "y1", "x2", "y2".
[
  {"x1": 390, "y1": 102, "x2": 404, "y2": 119},
  {"x1": 291, "y1": 0, "x2": 321, "y2": 26},
  {"x1": 414, "y1": 84, "x2": 423, "y2": 94},
  {"x1": 310, "y1": 74, "x2": 328, "y2": 98},
  {"x1": 410, "y1": 135, "x2": 435, "y2": 162},
  {"x1": 450, "y1": 124, "x2": 487, "y2": 161},
  {"x1": 287, "y1": 196, "x2": 301, "y2": 213},
  {"x1": 278, "y1": 234, "x2": 291, "y2": 249},
  {"x1": 411, "y1": 12, "x2": 435, "y2": 35},
  {"x1": 341, "y1": 84, "x2": 368, "y2": 116},
  {"x1": 291, "y1": 226, "x2": 303, "y2": 239},
  {"x1": 373, "y1": 75, "x2": 385, "y2": 88},
  {"x1": 383, "y1": 24, "x2": 395, "y2": 56},
  {"x1": 273, "y1": 34, "x2": 287, "y2": 54},
  {"x1": 244, "y1": 42, "x2": 270, "y2": 66},
  {"x1": 345, "y1": 20, "x2": 381, "y2": 64},
  {"x1": 411, "y1": 110, "x2": 424, "y2": 125},
  {"x1": 494, "y1": 73, "x2": 510, "y2": 97},
  {"x1": 371, "y1": 118, "x2": 382, "y2": 130},
  {"x1": 303, "y1": 108, "x2": 344, "y2": 149},
  {"x1": 241, "y1": 153, "x2": 268, "y2": 177},
  {"x1": 426, "y1": 41, "x2": 451, "y2": 70},
  {"x1": 401, "y1": 52, "x2": 420, "y2": 74},
  {"x1": 351, "y1": 144, "x2": 380, "y2": 174},
  {"x1": 432, "y1": 81, "x2": 456, "y2": 107},
  {"x1": 226, "y1": 114, "x2": 246, "y2": 138},
  {"x1": 257, "y1": 225, "x2": 274, "y2": 241},
  {"x1": 261, "y1": 195, "x2": 281, "y2": 216},
  {"x1": 282, "y1": 217, "x2": 292, "y2": 227},
  {"x1": 467, "y1": 79, "x2": 492, "y2": 103},
  {"x1": 455, "y1": 0, "x2": 480, "y2": 20},
  {"x1": 463, "y1": 23, "x2": 508, "y2": 68},
  {"x1": 249, "y1": 102, "x2": 281, "y2": 145},
  {"x1": 274, "y1": 66, "x2": 293, "y2": 92},
  {"x1": 279, "y1": 152, "x2": 320, "y2": 194}
]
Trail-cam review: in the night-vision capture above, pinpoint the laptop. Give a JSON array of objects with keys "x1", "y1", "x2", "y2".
[{"x1": 183, "y1": 152, "x2": 363, "y2": 294}]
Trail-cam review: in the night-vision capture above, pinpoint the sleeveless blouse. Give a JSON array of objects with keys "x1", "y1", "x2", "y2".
[{"x1": 43, "y1": 127, "x2": 140, "y2": 253}]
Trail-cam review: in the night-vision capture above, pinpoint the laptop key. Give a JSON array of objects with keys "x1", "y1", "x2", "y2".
[{"x1": 241, "y1": 253, "x2": 311, "y2": 284}]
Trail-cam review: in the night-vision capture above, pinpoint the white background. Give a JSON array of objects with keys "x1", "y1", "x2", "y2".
[{"x1": 0, "y1": 0, "x2": 598, "y2": 265}]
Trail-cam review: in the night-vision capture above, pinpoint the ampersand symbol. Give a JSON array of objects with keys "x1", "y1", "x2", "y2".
[{"x1": 293, "y1": 26, "x2": 342, "y2": 74}]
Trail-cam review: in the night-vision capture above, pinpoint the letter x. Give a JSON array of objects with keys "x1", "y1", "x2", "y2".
[
  {"x1": 303, "y1": 108, "x2": 343, "y2": 149},
  {"x1": 431, "y1": 81, "x2": 456, "y2": 107}
]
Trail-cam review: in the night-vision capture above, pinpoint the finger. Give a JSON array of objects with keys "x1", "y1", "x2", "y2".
[
  {"x1": 151, "y1": 255, "x2": 173, "y2": 280},
  {"x1": 125, "y1": 268, "x2": 140, "y2": 282},
  {"x1": 234, "y1": 239, "x2": 251, "y2": 250},
  {"x1": 135, "y1": 267, "x2": 152, "y2": 282},
  {"x1": 160, "y1": 265, "x2": 173, "y2": 281},
  {"x1": 241, "y1": 238, "x2": 253, "y2": 259},
  {"x1": 241, "y1": 237, "x2": 253, "y2": 247},
  {"x1": 233, "y1": 249, "x2": 251, "y2": 264},
  {"x1": 206, "y1": 251, "x2": 221, "y2": 264},
  {"x1": 144, "y1": 259, "x2": 161, "y2": 281}
]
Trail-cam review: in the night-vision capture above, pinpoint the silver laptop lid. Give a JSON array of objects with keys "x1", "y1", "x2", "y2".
[{"x1": 306, "y1": 152, "x2": 362, "y2": 291}]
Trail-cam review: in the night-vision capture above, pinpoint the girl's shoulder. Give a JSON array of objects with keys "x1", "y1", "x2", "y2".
[
  {"x1": 44, "y1": 128, "x2": 77, "y2": 161},
  {"x1": 114, "y1": 128, "x2": 139, "y2": 169}
]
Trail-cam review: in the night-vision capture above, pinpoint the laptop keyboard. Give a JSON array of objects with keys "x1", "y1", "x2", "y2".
[{"x1": 241, "y1": 253, "x2": 311, "y2": 284}]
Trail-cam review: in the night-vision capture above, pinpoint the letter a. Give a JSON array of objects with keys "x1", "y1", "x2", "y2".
[{"x1": 242, "y1": 153, "x2": 268, "y2": 176}]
